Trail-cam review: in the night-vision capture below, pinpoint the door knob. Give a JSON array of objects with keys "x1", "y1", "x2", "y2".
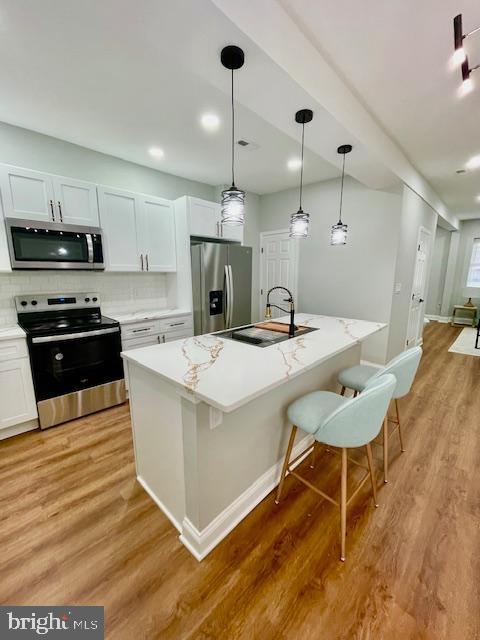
[{"x1": 419, "y1": 298, "x2": 424, "y2": 303}]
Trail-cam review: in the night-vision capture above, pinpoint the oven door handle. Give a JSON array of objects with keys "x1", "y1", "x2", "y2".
[
  {"x1": 86, "y1": 233, "x2": 94, "y2": 263},
  {"x1": 32, "y1": 327, "x2": 120, "y2": 343}
]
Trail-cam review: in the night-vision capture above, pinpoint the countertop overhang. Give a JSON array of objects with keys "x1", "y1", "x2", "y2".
[{"x1": 122, "y1": 314, "x2": 387, "y2": 413}]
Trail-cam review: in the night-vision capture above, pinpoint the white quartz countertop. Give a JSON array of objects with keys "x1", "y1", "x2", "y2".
[
  {"x1": 108, "y1": 308, "x2": 192, "y2": 325},
  {"x1": 122, "y1": 314, "x2": 386, "y2": 413},
  {"x1": 0, "y1": 325, "x2": 26, "y2": 341}
]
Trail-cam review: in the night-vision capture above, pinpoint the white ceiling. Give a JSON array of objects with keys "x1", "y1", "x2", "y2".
[
  {"x1": 0, "y1": 0, "x2": 346, "y2": 194},
  {"x1": 279, "y1": 0, "x2": 480, "y2": 217}
]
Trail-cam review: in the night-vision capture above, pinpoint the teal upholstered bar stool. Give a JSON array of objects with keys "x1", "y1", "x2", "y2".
[
  {"x1": 337, "y1": 346, "x2": 422, "y2": 483},
  {"x1": 276, "y1": 374, "x2": 396, "y2": 561}
]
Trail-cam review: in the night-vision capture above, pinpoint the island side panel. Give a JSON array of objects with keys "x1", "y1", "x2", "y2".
[
  {"x1": 126, "y1": 361, "x2": 186, "y2": 531},
  {"x1": 182, "y1": 343, "x2": 360, "y2": 538}
]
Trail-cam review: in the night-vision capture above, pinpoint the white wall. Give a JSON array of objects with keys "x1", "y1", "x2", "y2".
[
  {"x1": 0, "y1": 121, "x2": 215, "y2": 201},
  {"x1": 426, "y1": 225, "x2": 451, "y2": 317},
  {"x1": 451, "y1": 219, "x2": 480, "y2": 308},
  {"x1": 0, "y1": 271, "x2": 168, "y2": 327},
  {"x1": 259, "y1": 177, "x2": 402, "y2": 362},
  {"x1": 0, "y1": 122, "x2": 220, "y2": 327},
  {"x1": 386, "y1": 185, "x2": 437, "y2": 360}
]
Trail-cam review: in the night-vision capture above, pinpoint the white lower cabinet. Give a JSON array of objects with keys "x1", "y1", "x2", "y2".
[
  {"x1": 120, "y1": 314, "x2": 193, "y2": 390},
  {"x1": 0, "y1": 338, "x2": 37, "y2": 430}
]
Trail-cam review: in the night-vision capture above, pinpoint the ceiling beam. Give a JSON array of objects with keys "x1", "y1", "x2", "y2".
[{"x1": 211, "y1": 0, "x2": 458, "y2": 230}]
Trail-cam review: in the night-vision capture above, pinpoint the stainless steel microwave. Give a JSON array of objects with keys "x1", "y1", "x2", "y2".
[{"x1": 5, "y1": 218, "x2": 104, "y2": 270}]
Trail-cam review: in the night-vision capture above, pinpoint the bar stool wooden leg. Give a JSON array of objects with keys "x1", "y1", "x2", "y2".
[
  {"x1": 340, "y1": 448, "x2": 348, "y2": 562},
  {"x1": 396, "y1": 399, "x2": 405, "y2": 452},
  {"x1": 340, "y1": 386, "x2": 346, "y2": 396},
  {"x1": 383, "y1": 416, "x2": 389, "y2": 483},
  {"x1": 275, "y1": 425, "x2": 297, "y2": 504},
  {"x1": 365, "y1": 443, "x2": 378, "y2": 507},
  {"x1": 309, "y1": 442, "x2": 316, "y2": 469}
]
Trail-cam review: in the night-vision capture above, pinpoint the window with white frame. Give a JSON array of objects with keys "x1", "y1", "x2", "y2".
[{"x1": 466, "y1": 238, "x2": 480, "y2": 287}]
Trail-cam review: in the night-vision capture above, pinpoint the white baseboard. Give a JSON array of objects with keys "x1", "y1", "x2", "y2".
[
  {"x1": 179, "y1": 434, "x2": 314, "y2": 561},
  {"x1": 425, "y1": 315, "x2": 451, "y2": 324},
  {"x1": 0, "y1": 419, "x2": 38, "y2": 440},
  {"x1": 136, "y1": 475, "x2": 182, "y2": 533}
]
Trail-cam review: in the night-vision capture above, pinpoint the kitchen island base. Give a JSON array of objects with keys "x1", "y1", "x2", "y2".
[{"x1": 126, "y1": 343, "x2": 361, "y2": 560}]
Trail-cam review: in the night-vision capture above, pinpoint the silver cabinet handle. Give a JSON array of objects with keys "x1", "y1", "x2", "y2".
[
  {"x1": 169, "y1": 322, "x2": 185, "y2": 327},
  {"x1": 146, "y1": 253, "x2": 149, "y2": 271},
  {"x1": 57, "y1": 201, "x2": 63, "y2": 222},
  {"x1": 49, "y1": 200, "x2": 55, "y2": 221},
  {"x1": 157, "y1": 335, "x2": 160, "y2": 343},
  {"x1": 140, "y1": 254, "x2": 144, "y2": 271},
  {"x1": 132, "y1": 327, "x2": 150, "y2": 333}
]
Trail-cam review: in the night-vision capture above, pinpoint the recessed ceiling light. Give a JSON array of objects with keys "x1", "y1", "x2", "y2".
[
  {"x1": 466, "y1": 155, "x2": 480, "y2": 170},
  {"x1": 287, "y1": 158, "x2": 302, "y2": 171},
  {"x1": 148, "y1": 147, "x2": 164, "y2": 159},
  {"x1": 476, "y1": 195, "x2": 480, "y2": 202},
  {"x1": 200, "y1": 113, "x2": 220, "y2": 131}
]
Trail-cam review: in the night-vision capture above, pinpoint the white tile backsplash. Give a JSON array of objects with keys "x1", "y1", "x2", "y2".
[{"x1": 0, "y1": 272, "x2": 168, "y2": 326}]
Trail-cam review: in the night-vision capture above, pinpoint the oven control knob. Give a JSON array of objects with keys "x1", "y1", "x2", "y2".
[
  {"x1": 31, "y1": 300, "x2": 38, "y2": 306},
  {"x1": 20, "y1": 300, "x2": 27, "y2": 306},
  {"x1": 85, "y1": 297, "x2": 90, "y2": 302},
  {"x1": 92, "y1": 296, "x2": 98, "y2": 302}
]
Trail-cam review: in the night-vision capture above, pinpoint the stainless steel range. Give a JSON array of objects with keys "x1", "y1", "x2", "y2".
[{"x1": 16, "y1": 293, "x2": 125, "y2": 429}]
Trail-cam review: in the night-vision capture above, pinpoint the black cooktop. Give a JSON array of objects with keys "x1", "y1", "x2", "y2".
[{"x1": 18, "y1": 308, "x2": 119, "y2": 337}]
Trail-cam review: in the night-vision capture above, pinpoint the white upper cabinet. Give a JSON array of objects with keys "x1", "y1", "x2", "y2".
[
  {"x1": 182, "y1": 196, "x2": 244, "y2": 243},
  {"x1": 98, "y1": 186, "x2": 142, "y2": 272},
  {"x1": 0, "y1": 165, "x2": 55, "y2": 222},
  {"x1": 98, "y1": 187, "x2": 177, "y2": 273},
  {"x1": 188, "y1": 198, "x2": 220, "y2": 238},
  {"x1": 140, "y1": 195, "x2": 176, "y2": 272},
  {"x1": 51, "y1": 176, "x2": 99, "y2": 226},
  {"x1": 0, "y1": 164, "x2": 99, "y2": 226}
]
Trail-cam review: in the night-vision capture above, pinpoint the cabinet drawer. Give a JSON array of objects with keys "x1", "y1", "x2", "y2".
[
  {"x1": 163, "y1": 328, "x2": 193, "y2": 343},
  {"x1": 122, "y1": 334, "x2": 161, "y2": 351},
  {"x1": 160, "y1": 316, "x2": 193, "y2": 333},
  {"x1": 0, "y1": 338, "x2": 28, "y2": 362},
  {"x1": 121, "y1": 321, "x2": 159, "y2": 340}
]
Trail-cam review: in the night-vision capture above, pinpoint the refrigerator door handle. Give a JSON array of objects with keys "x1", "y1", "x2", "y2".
[
  {"x1": 224, "y1": 264, "x2": 230, "y2": 328},
  {"x1": 228, "y1": 264, "x2": 234, "y2": 328}
]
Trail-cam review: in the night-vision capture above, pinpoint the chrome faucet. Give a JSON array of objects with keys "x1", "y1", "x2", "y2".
[{"x1": 265, "y1": 286, "x2": 297, "y2": 338}]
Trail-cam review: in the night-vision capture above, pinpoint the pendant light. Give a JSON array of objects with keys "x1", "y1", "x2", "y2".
[
  {"x1": 220, "y1": 45, "x2": 245, "y2": 226},
  {"x1": 330, "y1": 144, "x2": 352, "y2": 246},
  {"x1": 289, "y1": 109, "x2": 313, "y2": 238}
]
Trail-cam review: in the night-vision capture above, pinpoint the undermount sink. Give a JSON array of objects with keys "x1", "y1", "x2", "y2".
[{"x1": 215, "y1": 322, "x2": 318, "y2": 348}]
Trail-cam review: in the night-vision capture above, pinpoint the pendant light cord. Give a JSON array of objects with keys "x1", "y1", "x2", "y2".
[
  {"x1": 231, "y1": 69, "x2": 235, "y2": 187},
  {"x1": 299, "y1": 121, "x2": 305, "y2": 209},
  {"x1": 338, "y1": 152, "x2": 346, "y2": 223}
]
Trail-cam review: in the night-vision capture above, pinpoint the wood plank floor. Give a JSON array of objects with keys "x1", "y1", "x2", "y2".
[{"x1": 1, "y1": 321, "x2": 479, "y2": 639}]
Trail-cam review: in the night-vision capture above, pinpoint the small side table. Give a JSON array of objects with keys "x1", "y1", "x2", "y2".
[{"x1": 451, "y1": 305, "x2": 477, "y2": 327}]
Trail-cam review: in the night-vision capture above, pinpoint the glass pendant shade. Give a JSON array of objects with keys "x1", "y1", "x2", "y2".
[
  {"x1": 221, "y1": 185, "x2": 246, "y2": 225},
  {"x1": 290, "y1": 208, "x2": 310, "y2": 238},
  {"x1": 330, "y1": 221, "x2": 348, "y2": 245}
]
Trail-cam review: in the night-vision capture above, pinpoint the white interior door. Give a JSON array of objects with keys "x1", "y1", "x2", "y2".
[
  {"x1": 260, "y1": 230, "x2": 298, "y2": 320},
  {"x1": 407, "y1": 227, "x2": 431, "y2": 347}
]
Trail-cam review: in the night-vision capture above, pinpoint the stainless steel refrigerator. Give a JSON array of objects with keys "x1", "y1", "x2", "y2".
[{"x1": 190, "y1": 242, "x2": 252, "y2": 335}]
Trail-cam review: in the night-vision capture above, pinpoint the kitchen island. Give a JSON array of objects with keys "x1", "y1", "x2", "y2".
[{"x1": 122, "y1": 314, "x2": 386, "y2": 560}]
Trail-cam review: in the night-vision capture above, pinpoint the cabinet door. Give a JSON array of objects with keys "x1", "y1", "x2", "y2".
[
  {"x1": 52, "y1": 176, "x2": 100, "y2": 226},
  {"x1": 140, "y1": 195, "x2": 177, "y2": 272},
  {"x1": 188, "y1": 198, "x2": 220, "y2": 238},
  {"x1": 0, "y1": 165, "x2": 55, "y2": 222},
  {"x1": 0, "y1": 358, "x2": 37, "y2": 429},
  {"x1": 97, "y1": 187, "x2": 142, "y2": 271}
]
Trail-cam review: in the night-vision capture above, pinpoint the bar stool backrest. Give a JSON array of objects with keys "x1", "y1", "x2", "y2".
[
  {"x1": 371, "y1": 346, "x2": 422, "y2": 399},
  {"x1": 315, "y1": 374, "x2": 396, "y2": 448}
]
